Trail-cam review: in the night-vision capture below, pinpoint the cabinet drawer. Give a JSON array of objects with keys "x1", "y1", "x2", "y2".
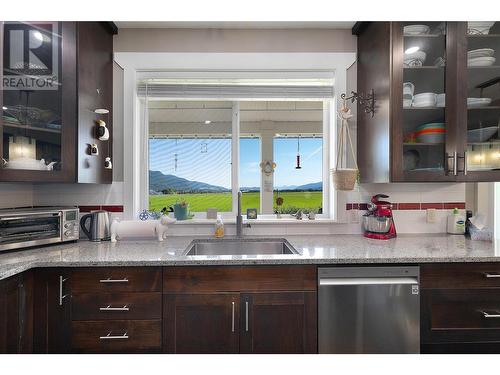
[
  {"x1": 422, "y1": 289, "x2": 500, "y2": 343},
  {"x1": 71, "y1": 267, "x2": 162, "y2": 293},
  {"x1": 421, "y1": 263, "x2": 500, "y2": 289},
  {"x1": 72, "y1": 293, "x2": 161, "y2": 321},
  {"x1": 71, "y1": 320, "x2": 161, "y2": 353},
  {"x1": 164, "y1": 265, "x2": 316, "y2": 293}
]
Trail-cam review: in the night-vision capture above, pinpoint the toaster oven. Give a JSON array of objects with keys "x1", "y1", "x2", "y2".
[{"x1": 0, "y1": 207, "x2": 79, "y2": 252}]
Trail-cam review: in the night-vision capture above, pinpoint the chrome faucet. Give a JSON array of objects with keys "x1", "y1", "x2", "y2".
[{"x1": 236, "y1": 191, "x2": 250, "y2": 237}]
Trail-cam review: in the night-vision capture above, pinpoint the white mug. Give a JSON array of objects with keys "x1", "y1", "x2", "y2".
[{"x1": 403, "y1": 82, "x2": 415, "y2": 97}]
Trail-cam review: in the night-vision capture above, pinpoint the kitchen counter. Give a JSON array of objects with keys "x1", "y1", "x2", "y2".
[{"x1": 0, "y1": 234, "x2": 499, "y2": 281}]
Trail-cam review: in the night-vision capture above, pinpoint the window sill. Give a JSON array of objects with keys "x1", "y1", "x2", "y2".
[{"x1": 173, "y1": 217, "x2": 336, "y2": 225}]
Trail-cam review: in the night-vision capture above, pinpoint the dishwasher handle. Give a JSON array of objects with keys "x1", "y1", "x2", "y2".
[{"x1": 319, "y1": 277, "x2": 419, "y2": 286}]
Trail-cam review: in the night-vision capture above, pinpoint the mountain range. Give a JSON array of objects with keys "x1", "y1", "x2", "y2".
[{"x1": 150, "y1": 170, "x2": 322, "y2": 193}]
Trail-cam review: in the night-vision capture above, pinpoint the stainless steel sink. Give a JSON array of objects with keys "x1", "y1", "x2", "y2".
[{"x1": 184, "y1": 238, "x2": 298, "y2": 256}]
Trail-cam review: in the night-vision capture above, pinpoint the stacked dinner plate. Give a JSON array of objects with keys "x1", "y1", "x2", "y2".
[
  {"x1": 404, "y1": 25, "x2": 430, "y2": 36},
  {"x1": 416, "y1": 123, "x2": 446, "y2": 143},
  {"x1": 467, "y1": 22, "x2": 496, "y2": 35},
  {"x1": 468, "y1": 48, "x2": 496, "y2": 67},
  {"x1": 467, "y1": 98, "x2": 492, "y2": 108},
  {"x1": 412, "y1": 93, "x2": 437, "y2": 108}
]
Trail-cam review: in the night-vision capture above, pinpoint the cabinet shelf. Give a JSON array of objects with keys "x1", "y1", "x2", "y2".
[
  {"x1": 404, "y1": 143, "x2": 444, "y2": 146},
  {"x1": 403, "y1": 107, "x2": 445, "y2": 110},
  {"x1": 468, "y1": 106, "x2": 500, "y2": 110},
  {"x1": 404, "y1": 34, "x2": 444, "y2": 38}
]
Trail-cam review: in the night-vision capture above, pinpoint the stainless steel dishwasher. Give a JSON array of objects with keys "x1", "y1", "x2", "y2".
[{"x1": 318, "y1": 266, "x2": 420, "y2": 354}]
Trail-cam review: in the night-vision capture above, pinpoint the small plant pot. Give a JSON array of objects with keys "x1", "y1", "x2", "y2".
[
  {"x1": 331, "y1": 168, "x2": 358, "y2": 191},
  {"x1": 173, "y1": 204, "x2": 189, "y2": 220}
]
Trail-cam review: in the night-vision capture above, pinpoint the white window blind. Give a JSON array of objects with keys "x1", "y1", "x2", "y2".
[{"x1": 138, "y1": 78, "x2": 334, "y2": 99}]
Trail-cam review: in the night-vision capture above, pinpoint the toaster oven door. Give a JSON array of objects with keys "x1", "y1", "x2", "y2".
[{"x1": 0, "y1": 212, "x2": 62, "y2": 251}]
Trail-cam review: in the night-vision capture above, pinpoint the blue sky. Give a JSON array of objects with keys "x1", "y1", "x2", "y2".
[{"x1": 149, "y1": 137, "x2": 322, "y2": 189}]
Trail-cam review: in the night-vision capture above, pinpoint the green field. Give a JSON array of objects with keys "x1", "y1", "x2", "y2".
[{"x1": 149, "y1": 191, "x2": 322, "y2": 213}]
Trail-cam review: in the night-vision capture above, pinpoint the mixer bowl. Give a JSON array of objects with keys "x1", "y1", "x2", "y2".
[{"x1": 363, "y1": 216, "x2": 393, "y2": 233}]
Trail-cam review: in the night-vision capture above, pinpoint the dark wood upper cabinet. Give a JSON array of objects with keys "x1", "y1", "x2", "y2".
[
  {"x1": 356, "y1": 21, "x2": 500, "y2": 182},
  {"x1": 0, "y1": 21, "x2": 115, "y2": 183}
]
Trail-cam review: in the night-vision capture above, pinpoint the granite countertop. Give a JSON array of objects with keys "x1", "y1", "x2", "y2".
[{"x1": 1, "y1": 234, "x2": 499, "y2": 281}]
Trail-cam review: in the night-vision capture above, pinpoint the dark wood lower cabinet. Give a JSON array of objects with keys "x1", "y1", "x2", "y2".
[
  {"x1": 33, "y1": 268, "x2": 71, "y2": 353},
  {"x1": 0, "y1": 271, "x2": 33, "y2": 353},
  {"x1": 240, "y1": 292, "x2": 317, "y2": 354},
  {"x1": 421, "y1": 263, "x2": 500, "y2": 354},
  {"x1": 164, "y1": 294, "x2": 240, "y2": 354}
]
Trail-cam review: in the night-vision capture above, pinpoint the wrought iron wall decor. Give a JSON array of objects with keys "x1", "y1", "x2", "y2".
[{"x1": 341, "y1": 89, "x2": 375, "y2": 117}]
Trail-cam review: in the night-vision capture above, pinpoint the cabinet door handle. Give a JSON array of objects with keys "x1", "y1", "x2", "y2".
[
  {"x1": 245, "y1": 301, "x2": 249, "y2": 332},
  {"x1": 480, "y1": 310, "x2": 500, "y2": 318},
  {"x1": 99, "y1": 331, "x2": 129, "y2": 340},
  {"x1": 231, "y1": 301, "x2": 235, "y2": 333},
  {"x1": 99, "y1": 278, "x2": 129, "y2": 283},
  {"x1": 445, "y1": 152, "x2": 457, "y2": 176},
  {"x1": 99, "y1": 305, "x2": 129, "y2": 312},
  {"x1": 463, "y1": 151, "x2": 468, "y2": 176},
  {"x1": 457, "y1": 152, "x2": 467, "y2": 175},
  {"x1": 59, "y1": 276, "x2": 68, "y2": 306},
  {"x1": 484, "y1": 272, "x2": 500, "y2": 278}
]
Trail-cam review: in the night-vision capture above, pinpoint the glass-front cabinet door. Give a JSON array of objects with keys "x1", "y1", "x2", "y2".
[
  {"x1": 461, "y1": 21, "x2": 500, "y2": 179},
  {"x1": 0, "y1": 22, "x2": 76, "y2": 182},
  {"x1": 392, "y1": 22, "x2": 456, "y2": 181}
]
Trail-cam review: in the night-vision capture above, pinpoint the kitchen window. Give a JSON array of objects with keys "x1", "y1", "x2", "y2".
[{"x1": 142, "y1": 77, "x2": 335, "y2": 219}]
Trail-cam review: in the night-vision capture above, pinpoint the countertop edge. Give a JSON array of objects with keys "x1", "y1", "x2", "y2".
[{"x1": 3, "y1": 256, "x2": 500, "y2": 281}]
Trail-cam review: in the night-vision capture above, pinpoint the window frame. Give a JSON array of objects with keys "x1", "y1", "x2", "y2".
[{"x1": 145, "y1": 98, "x2": 334, "y2": 220}]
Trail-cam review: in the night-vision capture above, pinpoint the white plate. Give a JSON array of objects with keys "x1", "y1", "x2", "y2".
[
  {"x1": 468, "y1": 126, "x2": 498, "y2": 142},
  {"x1": 467, "y1": 98, "x2": 492, "y2": 107},
  {"x1": 468, "y1": 48, "x2": 495, "y2": 59},
  {"x1": 404, "y1": 25, "x2": 430, "y2": 35},
  {"x1": 468, "y1": 56, "x2": 496, "y2": 67}
]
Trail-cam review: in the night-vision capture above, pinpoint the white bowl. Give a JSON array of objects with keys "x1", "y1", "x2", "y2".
[
  {"x1": 468, "y1": 56, "x2": 496, "y2": 67},
  {"x1": 413, "y1": 93, "x2": 437, "y2": 106},
  {"x1": 404, "y1": 51, "x2": 427, "y2": 67},
  {"x1": 468, "y1": 126, "x2": 498, "y2": 142},
  {"x1": 467, "y1": 21, "x2": 495, "y2": 35},
  {"x1": 404, "y1": 25, "x2": 430, "y2": 35}
]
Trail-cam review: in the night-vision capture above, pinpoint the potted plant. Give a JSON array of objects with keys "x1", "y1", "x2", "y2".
[
  {"x1": 331, "y1": 99, "x2": 359, "y2": 191},
  {"x1": 172, "y1": 200, "x2": 190, "y2": 220}
]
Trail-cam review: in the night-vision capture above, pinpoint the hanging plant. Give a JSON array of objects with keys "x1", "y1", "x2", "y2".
[{"x1": 331, "y1": 98, "x2": 359, "y2": 191}]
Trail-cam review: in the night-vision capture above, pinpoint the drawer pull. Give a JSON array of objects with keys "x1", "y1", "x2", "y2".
[
  {"x1": 99, "y1": 278, "x2": 129, "y2": 283},
  {"x1": 480, "y1": 310, "x2": 500, "y2": 318},
  {"x1": 99, "y1": 331, "x2": 129, "y2": 340},
  {"x1": 99, "y1": 305, "x2": 130, "y2": 312},
  {"x1": 484, "y1": 272, "x2": 500, "y2": 278}
]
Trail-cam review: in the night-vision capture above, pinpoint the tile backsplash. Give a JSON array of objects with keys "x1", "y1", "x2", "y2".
[{"x1": 0, "y1": 181, "x2": 467, "y2": 234}]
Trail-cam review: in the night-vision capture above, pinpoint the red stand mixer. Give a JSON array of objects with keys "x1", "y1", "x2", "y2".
[{"x1": 362, "y1": 194, "x2": 397, "y2": 240}]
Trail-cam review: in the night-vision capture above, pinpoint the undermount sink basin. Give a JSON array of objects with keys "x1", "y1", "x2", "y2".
[{"x1": 184, "y1": 238, "x2": 299, "y2": 256}]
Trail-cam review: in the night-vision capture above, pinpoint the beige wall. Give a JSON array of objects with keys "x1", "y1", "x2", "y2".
[{"x1": 113, "y1": 28, "x2": 356, "y2": 53}]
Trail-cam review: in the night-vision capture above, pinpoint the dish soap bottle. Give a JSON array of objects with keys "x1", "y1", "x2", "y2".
[
  {"x1": 215, "y1": 215, "x2": 225, "y2": 238},
  {"x1": 447, "y1": 208, "x2": 465, "y2": 235}
]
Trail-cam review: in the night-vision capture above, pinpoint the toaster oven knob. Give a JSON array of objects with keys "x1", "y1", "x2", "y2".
[
  {"x1": 64, "y1": 230, "x2": 72, "y2": 237},
  {"x1": 64, "y1": 223, "x2": 73, "y2": 229}
]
